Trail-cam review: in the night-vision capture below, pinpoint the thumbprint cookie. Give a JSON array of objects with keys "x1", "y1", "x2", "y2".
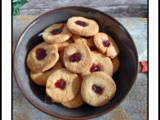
[
  {"x1": 63, "y1": 43, "x2": 92, "y2": 73},
  {"x1": 81, "y1": 72, "x2": 116, "y2": 107},
  {"x1": 93, "y1": 32, "x2": 119, "y2": 59},
  {"x1": 67, "y1": 17, "x2": 99, "y2": 36},
  {"x1": 42, "y1": 23, "x2": 72, "y2": 44},
  {"x1": 81, "y1": 51, "x2": 113, "y2": 78},
  {"x1": 27, "y1": 42, "x2": 59, "y2": 72},
  {"x1": 46, "y1": 68, "x2": 81, "y2": 103}
]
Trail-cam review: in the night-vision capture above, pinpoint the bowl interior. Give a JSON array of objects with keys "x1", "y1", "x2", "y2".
[{"x1": 14, "y1": 7, "x2": 138, "y2": 119}]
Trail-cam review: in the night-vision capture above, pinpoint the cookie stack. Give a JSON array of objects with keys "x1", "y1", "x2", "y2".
[{"x1": 27, "y1": 16, "x2": 120, "y2": 108}]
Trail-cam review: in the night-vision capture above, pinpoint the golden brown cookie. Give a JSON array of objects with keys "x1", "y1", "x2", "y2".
[
  {"x1": 72, "y1": 34, "x2": 94, "y2": 48},
  {"x1": 27, "y1": 42, "x2": 59, "y2": 73},
  {"x1": 46, "y1": 68, "x2": 81, "y2": 103},
  {"x1": 112, "y1": 56, "x2": 120, "y2": 73},
  {"x1": 55, "y1": 38, "x2": 73, "y2": 51},
  {"x1": 93, "y1": 32, "x2": 119, "y2": 59},
  {"x1": 63, "y1": 43, "x2": 92, "y2": 73},
  {"x1": 81, "y1": 72, "x2": 116, "y2": 107},
  {"x1": 30, "y1": 62, "x2": 62, "y2": 86},
  {"x1": 42, "y1": 23, "x2": 72, "y2": 44},
  {"x1": 67, "y1": 17, "x2": 99, "y2": 36},
  {"x1": 61, "y1": 91, "x2": 84, "y2": 108},
  {"x1": 81, "y1": 51, "x2": 113, "y2": 78}
]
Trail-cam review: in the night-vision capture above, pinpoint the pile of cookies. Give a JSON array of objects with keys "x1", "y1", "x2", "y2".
[{"x1": 27, "y1": 16, "x2": 120, "y2": 108}]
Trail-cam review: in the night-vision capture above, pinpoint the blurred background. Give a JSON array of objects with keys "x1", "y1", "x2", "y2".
[{"x1": 13, "y1": 0, "x2": 147, "y2": 17}]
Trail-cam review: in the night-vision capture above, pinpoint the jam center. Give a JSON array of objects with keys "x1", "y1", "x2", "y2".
[
  {"x1": 90, "y1": 63, "x2": 102, "y2": 73},
  {"x1": 50, "y1": 24, "x2": 64, "y2": 35},
  {"x1": 69, "y1": 53, "x2": 82, "y2": 62},
  {"x1": 36, "y1": 48, "x2": 47, "y2": 61},
  {"x1": 102, "y1": 40, "x2": 110, "y2": 47},
  {"x1": 55, "y1": 79, "x2": 66, "y2": 90},
  {"x1": 51, "y1": 29, "x2": 62, "y2": 35},
  {"x1": 75, "y1": 20, "x2": 87, "y2": 27},
  {"x1": 92, "y1": 84, "x2": 103, "y2": 94}
]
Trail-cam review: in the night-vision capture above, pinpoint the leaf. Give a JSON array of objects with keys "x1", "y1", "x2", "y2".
[{"x1": 12, "y1": 0, "x2": 29, "y2": 16}]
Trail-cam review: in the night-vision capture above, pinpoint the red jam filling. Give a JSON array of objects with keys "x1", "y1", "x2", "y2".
[
  {"x1": 50, "y1": 24, "x2": 64, "y2": 35},
  {"x1": 55, "y1": 79, "x2": 66, "y2": 90},
  {"x1": 92, "y1": 84, "x2": 103, "y2": 94},
  {"x1": 36, "y1": 48, "x2": 47, "y2": 61},
  {"x1": 90, "y1": 63, "x2": 102, "y2": 73},
  {"x1": 75, "y1": 20, "x2": 87, "y2": 27},
  {"x1": 69, "y1": 53, "x2": 82, "y2": 62},
  {"x1": 51, "y1": 28, "x2": 62, "y2": 35},
  {"x1": 102, "y1": 40, "x2": 110, "y2": 47}
]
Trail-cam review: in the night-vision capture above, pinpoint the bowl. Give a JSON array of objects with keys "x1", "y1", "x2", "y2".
[{"x1": 13, "y1": 6, "x2": 138, "y2": 119}]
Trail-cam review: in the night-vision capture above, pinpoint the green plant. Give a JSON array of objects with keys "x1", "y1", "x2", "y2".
[{"x1": 12, "y1": 0, "x2": 29, "y2": 16}]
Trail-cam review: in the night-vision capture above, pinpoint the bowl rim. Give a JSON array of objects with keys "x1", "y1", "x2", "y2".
[{"x1": 13, "y1": 6, "x2": 138, "y2": 120}]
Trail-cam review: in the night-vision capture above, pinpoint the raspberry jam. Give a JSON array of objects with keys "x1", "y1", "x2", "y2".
[
  {"x1": 75, "y1": 20, "x2": 87, "y2": 27},
  {"x1": 50, "y1": 24, "x2": 64, "y2": 35},
  {"x1": 36, "y1": 48, "x2": 47, "y2": 61},
  {"x1": 90, "y1": 64, "x2": 102, "y2": 73},
  {"x1": 55, "y1": 79, "x2": 66, "y2": 90},
  {"x1": 92, "y1": 84, "x2": 103, "y2": 94},
  {"x1": 102, "y1": 40, "x2": 110, "y2": 47},
  {"x1": 69, "y1": 53, "x2": 82, "y2": 62},
  {"x1": 51, "y1": 29, "x2": 62, "y2": 35}
]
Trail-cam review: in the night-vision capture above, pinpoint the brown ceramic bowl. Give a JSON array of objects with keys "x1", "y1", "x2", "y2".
[{"x1": 13, "y1": 6, "x2": 138, "y2": 119}]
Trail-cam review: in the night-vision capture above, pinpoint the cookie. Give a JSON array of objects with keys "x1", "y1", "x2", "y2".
[
  {"x1": 81, "y1": 72, "x2": 116, "y2": 107},
  {"x1": 30, "y1": 62, "x2": 62, "y2": 86},
  {"x1": 72, "y1": 34, "x2": 94, "y2": 48},
  {"x1": 61, "y1": 91, "x2": 84, "y2": 108},
  {"x1": 46, "y1": 68, "x2": 81, "y2": 103},
  {"x1": 112, "y1": 57, "x2": 120, "y2": 73},
  {"x1": 55, "y1": 38, "x2": 73, "y2": 51},
  {"x1": 63, "y1": 43, "x2": 92, "y2": 73},
  {"x1": 42, "y1": 23, "x2": 72, "y2": 44},
  {"x1": 67, "y1": 16, "x2": 99, "y2": 36},
  {"x1": 27, "y1": 42, "x2": 59, "y2": 73},
  {"x1": 81, "y1": 51, "x2": 113, "y2": 78},
  {"x1": 93, "y1": 32, "x2": 119, "y2": 58}
]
